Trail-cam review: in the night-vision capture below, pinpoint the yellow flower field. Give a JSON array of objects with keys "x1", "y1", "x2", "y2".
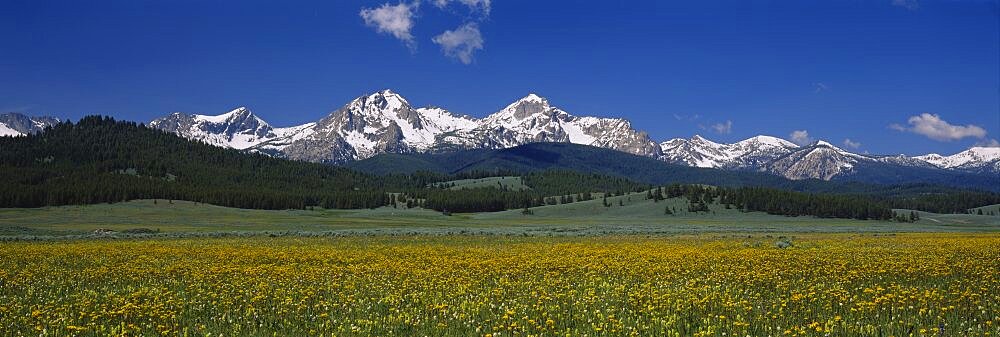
[{"x1": 1, "y1": 234, "x2": 999, "y2": 336}]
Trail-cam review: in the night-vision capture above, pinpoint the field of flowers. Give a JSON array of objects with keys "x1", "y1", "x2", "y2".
[{"x1": 1, "y1": 234, "x2": 998, "y2": 336}]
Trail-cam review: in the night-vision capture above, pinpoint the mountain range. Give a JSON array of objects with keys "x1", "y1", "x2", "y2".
[
  {"x1": 0, "y1": 113, "x2": 60, "y2": 137},
  {"x1": 3, "y1": 90, "x2": 998, "y2": 182}
]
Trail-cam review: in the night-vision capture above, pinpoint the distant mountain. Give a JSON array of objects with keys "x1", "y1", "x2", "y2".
[
  {"x1": 0, "y1": 113, "x2": 60, "y2": 137},
  {"x1": 147, "y1": 89, "x2": 999, "y2": 180},
  {"x1": 661, "y1": 136, "x2": 1000, "y2": 179},
  {"x1": 148, "y1": 107, "x2": 308, "y2": 150},
  {"x1": 915, "y1": 147, "x2": 1000, "y2": 175},
  {"x1": 347, "y1": 142, "x2": 999, "y2": 192},
  {"x1": 659, "y1": 135, "x2": 798, "y2": 169}
]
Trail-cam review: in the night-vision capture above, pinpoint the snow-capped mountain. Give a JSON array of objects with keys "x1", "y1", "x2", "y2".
[
  {"x1": 253, "y1": 90, "x2": 480, "y2": 163},
  {"x1": 468, "y1": 94, "x2": 660, "y2": 156},
  {"x1": 659, "y1": 135, "x2": 999, "y2": 180},
  {"x1": 765, "y1": 141, "x2": 867, "y2": 180},
  {"x1": 915, "y1": 147, "x2": 1000, "y2": 174},
  {"x1": 152, "y1": 90, "x2": 659, "y2": 164},
  {"x1": 0, "y1": 113, "x2": 60, "y2": 137},
  {"x1": 147, "y1": 89, "x2": 999, "y2": 180},
  {"x1": 660, "y1": 135, "x2": 798, "y2": 169},
  {"x1": 148, "y1": 107, "x2": 290, "y2": 149},
  {"x1": 660, "y1": 136, "x2": 863, "y2": 180}
]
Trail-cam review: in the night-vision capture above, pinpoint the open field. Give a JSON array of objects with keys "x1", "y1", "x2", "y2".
[
  {"x1": 971, "y1": 204, "x2": 1000, "y2": 216},
  {"x1": 438, "y1": 176, "x2": 530, "y2": 191},
  {"x1": 2, "y1": 234, "x2": 999, "y2": 336},
  {"x1": 2, "y1": 198, "x2": 999, "y2": 238}
]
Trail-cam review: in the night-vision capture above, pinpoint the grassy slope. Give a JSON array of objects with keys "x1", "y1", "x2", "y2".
[
  {"x1": 440, "y1": 176, "x2": 530, "y2": 191},
  {"x1": 969, "y1": 204, "x2": 1000, "y2": 215},
  {"x1": 3, "y1": 194, "x2": 999, "y2": 237}
]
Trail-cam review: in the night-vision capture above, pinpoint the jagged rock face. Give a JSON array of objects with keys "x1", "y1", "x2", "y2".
[
  {"x1": 251, "y1": 90, "x2": 480, "y2": 164},
  {"x1": 148, "y1": 107, "x2": 275, "y2": 149},
  {"x1": 766, "y1": 145, "x2": 860, "y2": 180},
  {"x1": 475, "y1": 94, "x2": 661, "y2": 156},
  {"x1": 0, "y1": 113, "x2": 60, "y2": 136},
  {"x1": 245, "y1": 90, "x2": 660, "y2": 164},
  {"x1": 659, "y1": 135, "x2": 797, "y2": 169},
  {"x1": 583, "y1": 118, "x2": 663, "y2": 157}
]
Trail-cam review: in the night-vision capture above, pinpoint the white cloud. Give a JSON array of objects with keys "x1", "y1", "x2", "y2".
[
  {"x1": 360, "y1": 2, "x2": 418, "y2": 49},
  {"x1": 790, "y1": 130, "x2": 813, "y2": 146},
  {"x1": 976, "y1": 139, "x2": 1000, "y2": 148},
  {"x1": 842, "y1": 138, "x2": 862, "y2": 149},
  {"x1": 673, "y1": 113, "x2": 700, "y2": 121},
  {"x1": 709, "y1": 120, "x2": 732, "y2": 134},
  {"x1": 892, "y1": 0, "x2": 919, "y2": 10},
  {"x1": 432, "y1": 23, "x2": 484, "y2": 64},
  {"x1": 813, "y1": 82, "x2": 830, "y2": 93},
  {"x1": 889, "y1": 113, "x2": 987, "y2": 141},
  {"x1": 432, "y1": 0, "x2": 491, "y2": 15}
]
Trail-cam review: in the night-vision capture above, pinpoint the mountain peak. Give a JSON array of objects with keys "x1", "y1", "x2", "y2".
[
  {"x1": 738, "y1": 135, "x2": 797, "y2": 148},
  {"x1": 519, "y1": 93, "x2": 547, "y2": 104},
  {"x1": 489, "y1": 93, "x2": 555, "y2": 122},
  {"x1": 690, "y1": 135, "x2": 722, "y2": 147},
  {"x1": 813, "y1": 140, "x2": 837, "y2": 148},
  {"x1": 353, "y1": 89, "x2": 411, "y2": 112},
  {"x1": 194, "y1": 107, "x2": 262, "y2": 125}
]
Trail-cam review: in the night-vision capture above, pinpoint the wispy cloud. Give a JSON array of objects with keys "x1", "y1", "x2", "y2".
[
  {"x1": 709, "y1": 120, "x2": 732, "y2": 134},
  {"x1": 432, "y1": 23, "x2": 484, "y2": 64},
  {"x1": 842, "y1": 138, "x2": 862, "y2": 149},
  {"x1": 673, "y1": 113, "x2": 700, "y2": 121},
  {"x1": 360, "y1": 2, "x2": 418, "y2": 50},
  {"x1": 892, "y1": 0, "x2": 919, "y2": 10},
  {"x1": 790, "y1": 130, "x2": 813, "y2": 146},
  {"x1": 889, "y1": 113, "x2": 987, "y2": 141},
  {"x1": 360, "y1": 0, "x2": 490, "y2": 64},
  {"x1": 813, "y1": 82, "x2": 830, "y2": 93},
  {"x1": 432, "y1": 0, "x2": 491, "y2": 16},
  {"x1": 976, "y1": 139, "x2": 1000, "y2": 148}
]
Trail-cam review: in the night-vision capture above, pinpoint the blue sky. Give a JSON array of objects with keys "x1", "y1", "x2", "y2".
[{"x1": 1, "y1": 0, "x2": 997, "y2": 155}]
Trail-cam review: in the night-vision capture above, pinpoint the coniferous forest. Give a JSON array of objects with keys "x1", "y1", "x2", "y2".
[
  {"x1": 1, "y1": 116, "x2": 998, "y2": 219},
  {"x1": 0, "y1": 117, "x2": 404, "y2": 209}
]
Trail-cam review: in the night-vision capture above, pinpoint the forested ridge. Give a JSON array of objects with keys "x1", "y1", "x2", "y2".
[{"x1": 0, "y1": 116, "x2": 409, "y2": 209}]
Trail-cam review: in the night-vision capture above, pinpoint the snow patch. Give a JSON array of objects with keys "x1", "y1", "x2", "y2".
[{"x1": 0, "y1": 123, "x2": 23, "y2": 137}]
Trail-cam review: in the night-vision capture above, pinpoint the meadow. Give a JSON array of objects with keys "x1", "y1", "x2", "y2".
[
  {"x1": 2, "y1": 234, "x2": 999, "y2": 336},
  {"x1": 2, "y1": 196, "x2": 998, "y2": 239}
]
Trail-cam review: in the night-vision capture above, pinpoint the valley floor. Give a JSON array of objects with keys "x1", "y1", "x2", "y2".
[{"x1": 1, "y1": 196, "x2": 999, "y2": 239}]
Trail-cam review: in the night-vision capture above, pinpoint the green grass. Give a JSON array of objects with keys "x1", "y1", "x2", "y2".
[
  {"x1": 436, "y1": 176, "x2": 530, "y2": 191},
  {"x1": 969, "y1": 203, "x2": 1000, "y2": 216},
  {"x1": 3, "y1": 195, "x2": 999, "y2": 238}
]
